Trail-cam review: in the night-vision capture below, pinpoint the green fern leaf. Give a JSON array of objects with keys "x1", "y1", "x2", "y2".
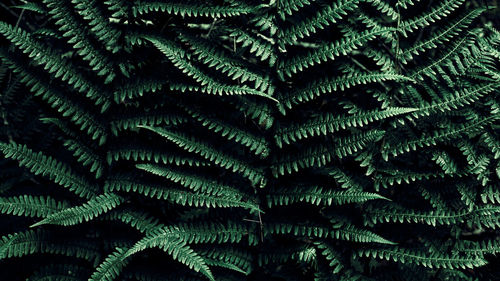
[
  {"x1": 64, "y1": 138, "x2": 104, "y2": 178},
  {"x1": 278, "y1": 0, "x2": 315, "y2": 18},
  {"x1": 398, "y1": 0, "x2": 465, "y2": 37},
  {"x1": 365, "y1": 203, "x2": 500, "y2": 228},
  {"x1": 138, "y1": 126, "x2": 265, "y2": 185},
  {"x1": 281, "y1": 73, "x2": 412, "y2": 109},
  {"x1": 279, "y1": 0, "x2": 360, "y2": 43},
  {"x1": 357, "y1": 247, "x2": 487, "y2": 269},
  {"x1": 229, "y1": 30, "x2": 276, "y2": 66},
  {"x1": 279, "y1": 28, "x2": 394, "y2": 77},
  {"x1": 400, "y1": 8, "x2": 485, "y2": 64},
  {"x1": 273, "y1": 130, "x2": 385, "y2": 176},
  {"x1": 134, "y1": 164, "x2": 246, "y2": 197},
  {"x1": 0, "y1": 229, "x2": 98, "y2": 261},
  {"x1": 179, "y1": 34, "x2": 274, "y2": 94},
  {"x1": 105, "y1": 176, "x2": 260, "y2": 211},
  {"x1": 94, "y1": 229, "x2": 216, "y2": 281},
  {"x1": 89, "y1": 247, "x2": 129, "y2": 281},
  {"x1": 275, "y1": 107, "x2": 415, "y2": 147},
  {"x1": 265, "y1": 222, "x2": 395, "y2": 244},
  {"x1": 104, "y1": 209, "x2": 164, "y2": 234},
  {"x1": 266, "y1": 186, "x2": 389, "y2": 207},
  {"x1": 43, "y1": 0, "x2": 116, "y2": 82},
  {"x1": 144, "y1": 36, "x2": 277, "y2": 101},
  {"x1": 161, "y1": 222, "x2": 258, "y2": 245},
  {"x1": 0, "y1": 142, "x2": 98, "y2": 199},
  {"x1": 132, "y1": 1, "x2": 254, "y2": 18},
  {"x1": 31, "y1": 193, "x2": 124, "y2": 227},
  {"x1": 183, "y1": 107, "x2": 269, "y2": 157},
  {"x1": 383, "y1": 115, "x2": 499, "y2": 159},
  {"x1": 0, "y1": 195, "x2": 69, "y2": 218},
  {"x1": 107, "y1": 147, "x2": 209, "y2": 167},
  {"x1": 72, "y1": 0, "x2": 121, "y2": 49},
  {"x1": 0, "y1": 51, "x2": 108, "y2": 144}
]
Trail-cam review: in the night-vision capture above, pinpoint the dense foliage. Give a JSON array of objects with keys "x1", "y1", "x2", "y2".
[{"x1": 0, "y1": 0, "x2": 499, "y2": 280}]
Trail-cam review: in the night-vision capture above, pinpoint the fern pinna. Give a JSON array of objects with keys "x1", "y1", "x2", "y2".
[{"x1": 0, "y1": 0, "x2": 499, "y2": 280}]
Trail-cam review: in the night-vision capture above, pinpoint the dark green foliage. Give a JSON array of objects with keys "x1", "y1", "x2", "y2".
[{"x1": 0, "y1": 0, "x2": 499, "y2": 280}]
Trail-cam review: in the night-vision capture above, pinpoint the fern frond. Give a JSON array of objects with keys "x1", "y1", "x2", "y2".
[
  {"x1": 454, "y1": 239, "x2": 500, "y2": 256},
  {"x1": 432, "y1": 151, "x2": 458, "y2": 174},
  {"x1": 279, "y1": 0, "x2": 360, "y2": 44},
  {"x1": 363, "y1": 45, "x2": 398, "y2": 72},
  {"x1": 0, "y1": 142, "x2": 98, "y2": 199},
  {"x1": 161, "y1": 221, "x2": 258, "y2": 245},
  {"x1": 365, "y1": 204, "x2": 500, "y2": 228},
  {"x1": 250, "y1": 12, "x2": 277, "y2": 36},
  {"x1": 400, "y1": 8, "x2": 485, "y2": 64},
  {"x1": 266, "y1": 186, "x2": 389, "y2": 207},
  {"x1": 331, "y1": 225, "x2": 396, "y2": 245},
  {"x1": 168, "y1": 81, "x2": 278, "y2": 101},
  {"x1": 43, "y1": 0, "x2": 116, "y2": 82},
  {"x1": 132, "y1": 1, "x2": 253, "y2": 18},
  {"x1": 64, "y1": 138, "x2": 104, "y2": 178},
  {"x1": 481, "y1": 185, "x2": 500, "y2": 204},
  {"x1": 183, "y1": 107, "x2": 269, "y2": 157},
  {"x1": 396, "y1": 0, "x2": 424, "y2": 10},
  {"x1": 278, "y1": 0, "x2": 314, "y2": 18},
  {"x1": 144, "y1": 36, "x2": 277, "y2": 101},
  {"x1": 199, "y1": 247, "x2": 252, "y2": 275},
  {"x1": 180, "y1": 34, "x2": 274, "y2": 94},
  {"x1": 133, "y1": 164, "x2": 246, "y2": 197},
  {"x1": 364, "y1": 0, "x2": 398, "y2": 20},
  {"x1": 104, "y1": 209, "x2": 164, "y2": 234},
  {"x1": 281, "y1": 73, "x2": 412, "y2": 109},
  {"x1": 265, "y1": 222, "x2": 395, "y2": 244},
  {"x1": 272, "y1": 130, "x2": 385, "y2": 176},
  {"x1": 107, "y1": 147, "x2": 209, "y2": 167},
  {"x1": 40, "y1": 117, "x2": 79, "y2": 139},
  {"x1": 315, "y1": 241, "x2": 343, "y2": 273},
  {"x1": 138, "y1": 126, "x2": 264, "y2": 185},
  {"x1": 384, "y1": 115, "x2": 499, "y2": 159},
  {"x1": 72, "y1": 0, "x2": 121, "y2": 49},
  {"x1": 409, "y1": 34, "x2": 476, "y2": 81},
  {"x1": 404, "y1": 83, "x2": 499, "y2": 122},
  {"x1": 204, "y1": 257, "x2": 247, "y2": 275},
  {"x1": 13, "y1": 2, "x2": 47, "y2": 14},
  {"x1": 275, "y1": 107, "x2": 415, "y2": 147},
  {"x1": 229, "y1": 30, "x2": 276, "y2": 66},
  {"x1": 357, "y1": 247, "x2": 487, "y2": 269},
  {"x1": 0, "y1": 50, "x2": 108, "y2": 144},
  {"x1": 110, "y1": 113, "x2": 188, "y2": 135},
  {"x1": 398, "y1": 0, "x2": 465, "y2": 37},
  {"x1": 113, "y1": 77, "x2": 168, "y2": 102},
  {"x1": 457, "y1": 184, "x2": 476, "y2": 211},
  {"x1": 89, "y1": 247, "x2": 129, "y2": 281},
  {"x1": 257, "y1": 244, "x2": 310, "y2": 267},
  {"x1": 374, "y1": 170, "x2": 460, "y2": 190},
  {"x1": 227, "y1": 96, "x2": 274, "y2": 130},
  {"x1": 459, "y1": 141, "x2": 492, "y2": 186},
  {"x1": 132, "y1": 235, "x2": 213, "y2": 280},
  {"x1": 292, "y1": 246, "x2": 317, "y2": 264},
  {"x1": 105, "y1": 176, "x2": 260, "y2": 211},
  {"x1": 0, "y1": 195, "x2": 70, "y2": 218},
  {"x1": 279, "y1": 28, "x2": 393, "y2": 77},
  {"x1": 0, "y1": 0, "x2": 497, "y2": 279},
  {"x1": 0, "y1": 229, "x2": 98, "y2": 261},
  {"x1": 31, "y1": 193, "x2": 124, "y2": 227},
  {"x1": 328, "y1": 167, "x2": 365, "y2": 189}
]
